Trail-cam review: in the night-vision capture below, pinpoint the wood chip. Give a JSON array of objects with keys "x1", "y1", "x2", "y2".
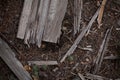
[
  {"x1": 0, "y1": 38, "x2": 32, "y2": 80},
  {"x1": 43, "y1": 0, "x2": 68, "y2": 43},
  {"x1": 28, "y1": 61, "x2": 58, "y2": 65},
  {"x1": 60, "y1": 8, "x2": 100, "y2": 63}
]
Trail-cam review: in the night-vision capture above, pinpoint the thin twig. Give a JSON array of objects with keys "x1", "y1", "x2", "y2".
[
  {"x1": 28, "y1": 61, "x2": 58, "y2": 65},
  {"x1": 93, "y1": 26, "x2": 113, "y2": 74}
]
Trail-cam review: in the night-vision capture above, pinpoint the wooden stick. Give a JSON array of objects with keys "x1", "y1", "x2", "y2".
[
  {"x1": 28, "y1": 61, "x2": 58, "y2": 65},
  {"x1": 104, "y1": 55, "x2": 120, "y2": 60},
  {"x1": 60, "y1": 8, "x2": 100, "y2": 63},
  {"x1": 0, "y1": 38, "x2": 32, "y2": 80},
  {"x1": 78, "y1": 73, "x2": 85, "y2": 80},
  {"x1": 97, "y1": 0, "x2": 107, "y2": 27},
  {"x1": 93, "y1": 27, "x2": 112, "y2": 74},
  {"x1": 85, "y1": 73, "x2": 111, "y2": 80}
]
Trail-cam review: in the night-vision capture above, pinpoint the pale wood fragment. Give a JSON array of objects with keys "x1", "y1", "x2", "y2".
[
  {"x1": 28, "y1": 61, "x2": 58, "y2": 65},
  {"x1": 97, "y1": 0, "x2": 107, "y2": 27}
]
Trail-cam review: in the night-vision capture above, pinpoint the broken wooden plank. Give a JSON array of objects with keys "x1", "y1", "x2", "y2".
[
  {"x1": 93, "y1": 27, "x2": 112, "y2": 74},
  {"x1": 24, "y1": 0, "x2": 40, "y2": 44},
  {"x1": 0, "y1": 38, "x2": 32, "y2": 80},
  {"x1": 97, "y1": 0, "x2": 107, "y2": 28},
  {"x1": 35, "y1": 0, "x2": 51, "y2": 47},
  {"x1": 28, "y1": 61, "x2": 58, "y2": 65},
  {"x1": 17, "y1": 0, "x2": 68, "y2": 47},
  {"x1": 60, "y1": 8, "x2": 100, "y2": 63},
  {"x1": 74, "y1": 0, "x2": 83, "y2": 35},
  {"x1": 17, "y1": 0, "x2": 33, "y2": 39},
  {"x1": 43, "y1": 0, "x2": 68, "y2": 43}
]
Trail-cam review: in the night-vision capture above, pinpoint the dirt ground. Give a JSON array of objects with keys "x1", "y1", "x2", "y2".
[{"x1": 0, "y1": 0, "x2": 120, "y2": 80}]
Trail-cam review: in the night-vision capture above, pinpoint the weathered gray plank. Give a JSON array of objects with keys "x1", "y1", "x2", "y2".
[
  {"x1": 0, "y1": 38, "x2": 32, "y2": 80},
  {"x1": 35, "y1": 0, "x2": 51, "y2": 47},
  {"x1": 74, "y1": 0, "x2": 83, "y2": 35},
  {"x1": 60, "y1": 8, "x2": 100, "y2": 63},
  {"x1": 17, "y1": 0, "x2": 68, "y2": 47},
  {"x1": 43, "y1": 0, "x2": 68, "y2": 43},
  {"x1": 24, "y1": 0, "x2": 40, "y2": 45},
  {"x1": 17, "y1": 0, "x2": 33, "y2": 39}
]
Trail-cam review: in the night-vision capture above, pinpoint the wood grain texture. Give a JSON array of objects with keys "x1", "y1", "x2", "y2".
[
  {"x1": 0, "y1": 38, "x2": 32, "y2": 80},
  {"x1": 17, "y1": 0, "x2": 33, "y2": 39},
  {"x1": 74, "y1": 0, "x2": 83, "y2": 35},
  {"x1": 43, "y1": 0, "x2": 68, "y2": 43},
  {"x1": 17, "y1": 0, "x2": 68, "y2": 47}
]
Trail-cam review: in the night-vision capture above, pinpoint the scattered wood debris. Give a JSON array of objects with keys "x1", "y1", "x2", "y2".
[
  {"x1": 74, "y1": 0, "x2": 83, "y2": 35},
  {"x1": 72, "y1": 63, "x2": 79, "y2": 71},
  {"x1": 97, "y1": 0, "x2": 107, "y2": 28},
  {"x1": 85, "y1": 73, "x2": 112, "y2": 80},
  {"x1": 93, "y1": 27, "x2": 112, "y2": 74},
  {"x1": 28, "y1": 61, "x2": 58, "y2": 65},
  {"x1": 17, "y1": 0, "x2": 68, "y2": 47},
  {"x1": 0, "y1": 38, "x2": 32, "y2": 80},
  {"x1": 78, "y1": 73, "x2": 85, "y2": 80},
  {"x1": 60, "y1": 8, "x2": 100, "y2": 63}
]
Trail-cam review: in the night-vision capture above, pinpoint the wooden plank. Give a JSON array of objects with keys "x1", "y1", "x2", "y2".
[
  {"x1": 74, "y1": 0, "x2": 83, "y2": 35},
  {"x1": 28, "y1": 61, "x2": 58, "y2": 65},
  {"x1": 0, "y1": 38, "x2": 32, "y2": 80},
  {"x1": 42, "y1": 0, "x2": 68, "y2": 43},
  {"x1": 24, "y1": 0, "x2": 40, "y2": 45},
  {"x1": 35, "y1": 0, "x2": 51, "y2": 47},
  {"x1": 17, "y1": 0, "x2": 33, "y2": 39},
  {"x1": 17, "y1": 0, "x2": 68, "y2": 47},
  {"x1": 60, "y1": 8, "x2": 100, "y2": 63}
]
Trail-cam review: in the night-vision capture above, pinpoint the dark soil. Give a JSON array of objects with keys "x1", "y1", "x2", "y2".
[{"x1": 0, "y1": 0, "x2": 120, "y2": 80}]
